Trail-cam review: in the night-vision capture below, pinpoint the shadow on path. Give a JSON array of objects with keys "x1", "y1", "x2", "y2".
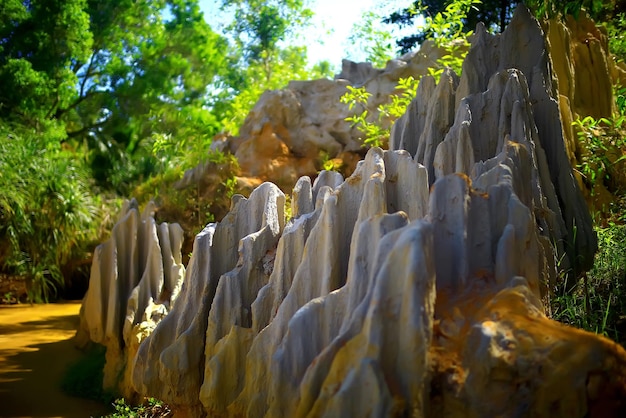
[{"x1": 0, "y1": 303, "x2": 108, "y2": 418}]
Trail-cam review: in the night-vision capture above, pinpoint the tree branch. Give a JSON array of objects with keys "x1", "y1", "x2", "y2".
[
  {"x1": 79, "y1": 53, "x2": 99, "y2": 98},
  {"x1": 65, "y1": 119, "x2": 109, "y2": 139},
  {"x1": 54, "y1": 90, "x2": 106, "y2": 119}
]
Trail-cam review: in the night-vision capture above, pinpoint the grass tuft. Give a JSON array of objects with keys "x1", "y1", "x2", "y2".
[{"x1": 552, "y1": 221, "x2": 626, "y2": 344}]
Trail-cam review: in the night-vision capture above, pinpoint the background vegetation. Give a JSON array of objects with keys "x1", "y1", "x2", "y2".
[{"x1": 0, "y1": 0, "x2": 330, "y2": 301}]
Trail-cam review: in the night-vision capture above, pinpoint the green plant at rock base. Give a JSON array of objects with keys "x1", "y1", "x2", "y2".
[
  {"x1": 552, "y1": 221, "x2": 626, "y2": 344},
  {"x1": 340, "y1": 0, "x2": 479, "y2": 148},
  {"x1": 317, "y1": 150, "x2": 344, "y2": 172},
  {"x1": 61, "y1": 344, "x2": 113, "y2": 403},
  {"x1": 103, "y1": 398, "x2": 171, "y2": 418}
]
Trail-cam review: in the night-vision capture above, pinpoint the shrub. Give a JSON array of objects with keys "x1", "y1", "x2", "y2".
[
  {"x1": 0, "y1": 124, "x2": 102, "y2": 302},
  {"x1": 103, "y1": 398, "x2": 171, "y2": 418}
]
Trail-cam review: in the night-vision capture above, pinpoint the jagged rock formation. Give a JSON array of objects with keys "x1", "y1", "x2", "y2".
[
  {"x1": 78, "y1": 6, "x2": 626, "y2": 418},
  {"x1": 75, "y1": 199, "x2": 185, "y2": 397},
  {"x1": 391, "y1": 5, "x2": 597, "y2": 280},
  {"x1": 545, "y1": 11, "x2": 626, "y2": 203}
]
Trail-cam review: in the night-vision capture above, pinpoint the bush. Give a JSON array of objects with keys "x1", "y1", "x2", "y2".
[
  {"x1": 0, "y1": 124, "x2": 102, "y2": 302},
  {"x1": 103, "y1": 398, "x2": 171, "y2": 418}
]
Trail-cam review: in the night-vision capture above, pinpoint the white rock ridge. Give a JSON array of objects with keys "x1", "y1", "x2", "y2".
[{"x1": 75, "y1": 199, "x2": 185, "y2": 397}]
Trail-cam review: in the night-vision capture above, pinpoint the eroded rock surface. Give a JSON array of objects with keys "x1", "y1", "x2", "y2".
[
  {"x1": 545, "y1": 11, "x2": 626, "y2": 203},
  {"x1": 75, "y1": 199, "x2": 185, "y2": 397},
  {"x1": 391, "y1": 5, "x2": 596, "y2": 278},
  {"x1": 79, "y1": 6, "x2": 626, "y2": 418}
]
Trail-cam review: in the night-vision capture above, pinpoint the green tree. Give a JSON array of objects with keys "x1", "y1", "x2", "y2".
[
  {"x1": 65, "y1": 0, "x2": 229, "y2": 192},
  {"x1": 0, "y1": 0, "x2": 230, "y2": 192},
  {"x1": 220, "y1": 0, "x2": 314, "y2": 80},
  {"x1": 384, "y1": 0, "x2": 512, "y2": 53},
  {"x1": 347, "y1": 11, "x2": 396, "y2": 68},
  {"x1": 0, "y1": 0, "x2": 92, "y2": 129},
  {"x1": 0, "y1": 0, "x2": 232, "y2": 299},
  {"x1": 212, "y1": 0, "x2": 332, "y2": 134}
]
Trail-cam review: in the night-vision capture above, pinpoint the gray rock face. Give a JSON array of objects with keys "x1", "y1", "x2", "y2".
[
  {"x1": 75, "y1": 199, "x2": 185, "y2": 397},
  {"x1": 390, "y1": 5, "x2": 596, "y2": 279},
  {"x1": 78, "y1": 5, "x2": 626, "y2": 418}
]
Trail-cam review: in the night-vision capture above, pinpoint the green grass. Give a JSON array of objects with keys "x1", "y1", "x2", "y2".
[
  {"x1": 61, "y1": 344, "x2": 116, "y2": 404},
  {"x1": 61, "y1": 343, "x2": 171, "y2": 417},
  {"x1": 552, "y1": 220, "x2": 626, "y2": 344}
]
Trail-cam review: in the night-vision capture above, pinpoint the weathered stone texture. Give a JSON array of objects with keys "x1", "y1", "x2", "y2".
[
  {"x1": 75, "y1": 199, "x2": 185, "y2": 398},
  {"x1": 77, "y1": 6, "x2": 626, "y2": 418}
]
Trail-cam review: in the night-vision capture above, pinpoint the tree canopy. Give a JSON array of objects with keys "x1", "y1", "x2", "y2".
[
  {"x1": 0, "y1": 0, "x2": 329, "y2": 301},
  {"x1": 384, "y1": 0, "x2": 515, "y2": 53},
  {"x1": 384, "y1": 0, "x2": 626, "y2": 54}
]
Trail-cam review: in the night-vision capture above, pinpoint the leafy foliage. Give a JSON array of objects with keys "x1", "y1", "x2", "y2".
[
  {"x1": 0, "y1": 0, "x2": 93, "y2": 124},
  {"x1": 553, "y1": 221, "x2": 626, "y2": 344},
  {"x1": 384, "y1": 0, "x2": 507, "y2": 53},
  {"x1": 341, "y1": 77, "x2": 420, "y2": 148},
  {"x1": 420, "y1": 0, "x2": 477, "y2": 79},
  {"x1": 72, "y1": 0, "x2": 228, "y2": 192},
  {"x1": 606, "y1": 12, "x2": 626, "y2": 60},
  {"x1": 0, "y1": 126, "x2": 102, "y2": 302},
  {"x1": 573, "y1": 86, "x2": 626, "y2": 197},
  {"x1": 340, "y1": 0, "x2": 477, "y2": 148},
  {"x1": 348, "y1": 11, "x2": 396, "y2": 68},
  {"x1": 0, "y1": 0, "x2": 230, "y2": 192}
]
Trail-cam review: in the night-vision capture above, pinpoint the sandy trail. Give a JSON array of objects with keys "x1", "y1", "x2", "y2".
[{"x1": 0, "y1": 302, "x2": 108, "y2": 418}]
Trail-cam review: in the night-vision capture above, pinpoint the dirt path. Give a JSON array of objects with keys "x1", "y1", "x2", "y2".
[{"x1": 0, "y1": 302, "x2": 108, "y2": 418}]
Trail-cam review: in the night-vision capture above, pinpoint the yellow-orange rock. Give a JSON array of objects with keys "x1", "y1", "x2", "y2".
[
  {"x1": 235, "y1": 122, "x2": 316, "y2": 189},
  {"x1": 545, "y1": 10, "x2": 626, "y2": 206}
]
